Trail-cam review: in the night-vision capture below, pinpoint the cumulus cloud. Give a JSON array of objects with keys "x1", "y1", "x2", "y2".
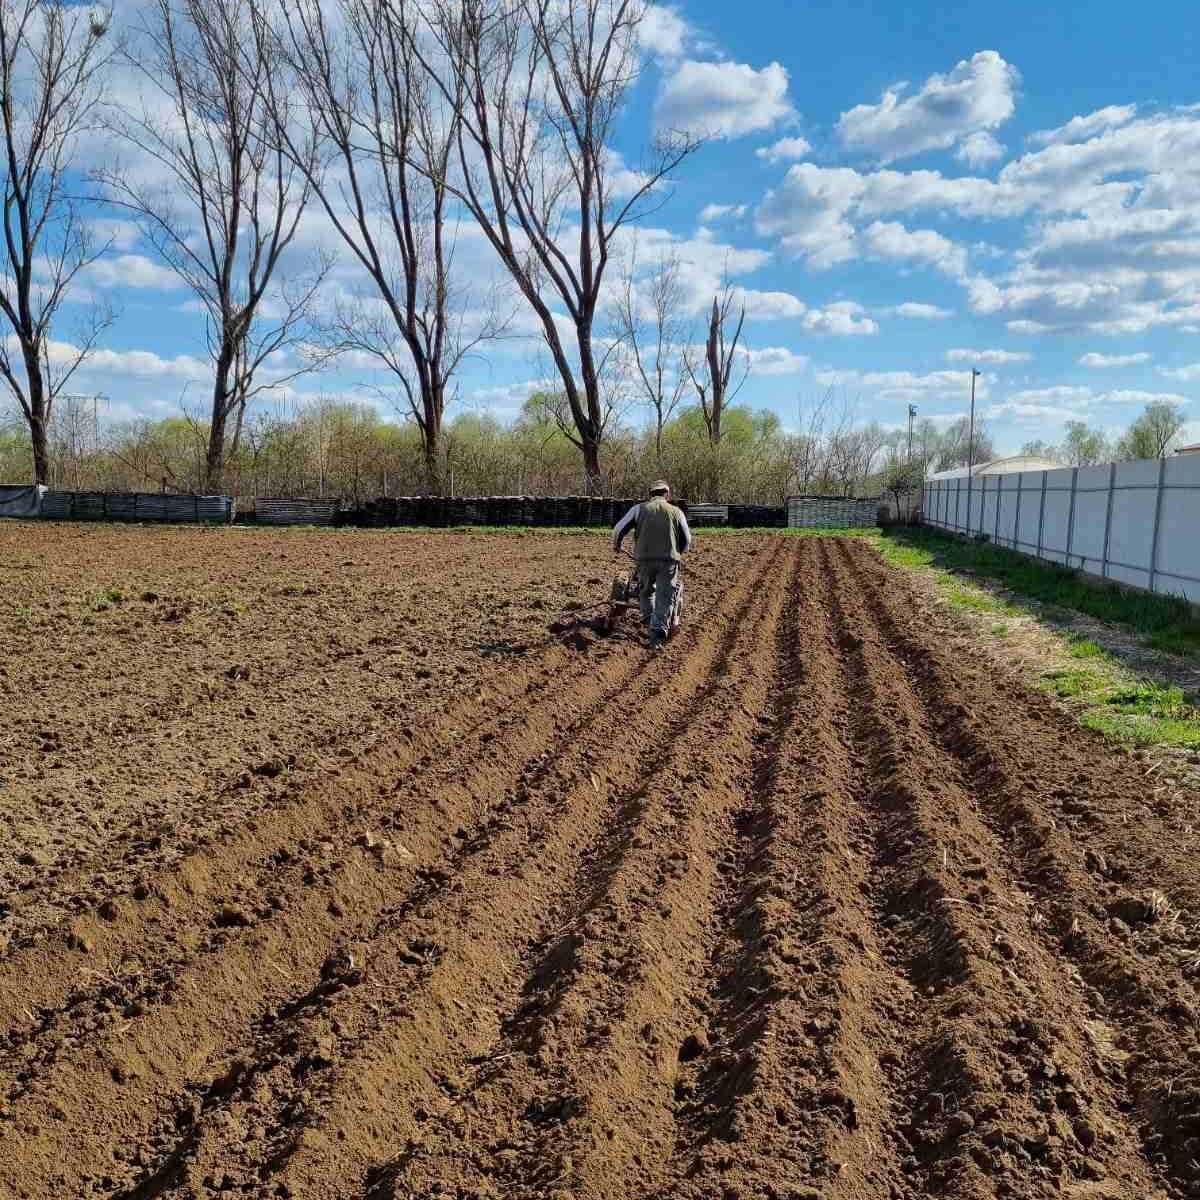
[
  {"x1": 639, "y1": 4, "x2": 690, "y2": 59},
  {"x1": 945, "y1": 348, "x2": 1032, "y2": 365},
  {"x1": 755, "y1": 106, "x2": 1200, "y2": 334},
  {"x1": 1157, "y1": 363, "x2": 1200, "y2": 381},
  {"x1": 732, "y1": 289, "x2": 877, "y2": 334},
  {"x1": 988, "y1": 385, "x2": 1186, "y2": 424},
  {"x1": 1080, "y1": 351, "x2": 1151, "y2": 368},
  {"x1": 85, "y1": 254, "x2": 183, "y2": 291},
  {"x1": 63, "y1": 344, "x2": 211, "y2": 380},
  {"x1": 801, "y1": 300, "x2": 878, "y2": 336},
  {"x1": 956, "y1": 131, "x2": 1005, "y2": 168},
  {"x1": 887, "y1": 302, "x2": 954, "y2": 319},
  {"x1": 699, "y1": 203, "x2": 747, "y2": 222},
  {"x1": 755, "y1": 136, "x2": 812, "y2": 164},
  {"x1": 862, "y1": 220, "x2": 968, "y2": 277},
  {"x1": 739, "y1": 346, "x2": 809, "y2": 375},
  {"x1": 836, "y1": 51, "x2": 1018, "y2": 163},
  {"x1": 814, "y1": 366, "x2": 991, "y2": 404},
  {"x1": 655, "y1": 60, "x2": 795, "y2": 139},
  {"x1": 1029, "y1": 105, "x2": 1137, "y2": 147}
]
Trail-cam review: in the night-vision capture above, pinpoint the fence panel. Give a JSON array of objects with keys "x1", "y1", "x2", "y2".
[
  {"x1": 786, "y1": 496, "x2": 879, "y2": 529},
  {"x1": 922, "y1": 457, "x2": 1200, "y2": 602}
]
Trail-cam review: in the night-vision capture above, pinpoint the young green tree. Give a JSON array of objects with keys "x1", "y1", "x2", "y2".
[{"x1": 1117, "y1": 401, "x2": 1185, "y2": 461}]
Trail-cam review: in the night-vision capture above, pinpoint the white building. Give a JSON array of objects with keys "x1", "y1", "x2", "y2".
[{"x1": 926, "y1": 454, "x2": 1062, "y2": 482}]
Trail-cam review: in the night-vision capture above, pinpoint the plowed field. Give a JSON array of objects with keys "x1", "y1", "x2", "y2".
[{"x1": 3, "y1": 527, "x2": 1200, "y2": 1200}]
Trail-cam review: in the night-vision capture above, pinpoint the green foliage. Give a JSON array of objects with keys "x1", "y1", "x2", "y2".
[
  {"x1": 881, "y1": 526, "x2": 1200, "y2": 658},
  {"x1": 1116, "y1": 400, "x2": 1186, "y2": 461}
]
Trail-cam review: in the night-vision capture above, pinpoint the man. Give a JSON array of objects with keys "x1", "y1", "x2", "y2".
[{"x1": 611, "y1": 480, "x2": 692, "y2": 645}]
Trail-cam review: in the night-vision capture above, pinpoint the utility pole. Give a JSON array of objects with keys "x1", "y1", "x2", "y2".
[
  {"x1": 907, "y1": 404, "x2": 917, "y2": 464},
  {"x1": 966, "y1": 368, "x2": 981, "y2": 535}
]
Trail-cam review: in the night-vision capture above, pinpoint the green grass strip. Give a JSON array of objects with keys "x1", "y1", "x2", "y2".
[{"x1": 878, "y1": 526, "x2": 1200, "y2": 658}]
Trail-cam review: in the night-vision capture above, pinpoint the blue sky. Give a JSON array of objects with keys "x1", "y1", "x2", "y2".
[{"x1": 34, "y1": 0, "x2": 1200, "y2": 452}]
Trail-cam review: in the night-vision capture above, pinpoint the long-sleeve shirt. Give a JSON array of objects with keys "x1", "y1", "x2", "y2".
[{"x1": 612, "y1": 500, "x2": 692, "y2": 559}]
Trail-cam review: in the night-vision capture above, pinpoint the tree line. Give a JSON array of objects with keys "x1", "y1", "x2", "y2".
[
  {"x1": 1019, "y1": 402, "x2": 1189, "y2": 467},
  {"x1": 1, "y1": 0, "x2": 731, "y2": 493},
  {"x1": 0, "y1": 388, "x2": 1009, "y2": 503}
]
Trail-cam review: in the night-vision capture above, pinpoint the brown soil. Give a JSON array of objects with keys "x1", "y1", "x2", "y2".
[{"x1": 2, "y1": 529, "x2": 1199, "y2": 1200}]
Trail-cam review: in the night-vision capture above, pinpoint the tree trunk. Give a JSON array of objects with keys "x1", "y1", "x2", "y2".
[
  {"x1": 581, "y1": 435, "x2": 602, "y2": 493},
  {"x1": 29, "y1": 410, "x2": 49, "y2": 485},
  {"x1": 21, "y1": 341, "x2": 50, "y2": 485},
  {"x1": 422, "y1": 383, "x2": 445, "y2": 496},
  {"x1": 204, "y1": 348, "x2": 235, "y2": 494}
]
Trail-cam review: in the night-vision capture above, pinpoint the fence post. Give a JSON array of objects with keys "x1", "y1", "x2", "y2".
[
  {"x1": 1148, "y1": 456, "x2": 1168, "y2": 594},
  {"x1": 1101, "y1": 461, "x2": 1118, "y2": 579},
  {"x1": 1012, "y1": 473, "x2": 1022, "y2": 550},
  {"x1": 994, "y1": 475, "x2": 1003, "y2": 543},
  {"x1": 1065, "y1": 467, "x2": 1078, "y2": 567},
  {"x1": 1036, "y1": 470, "x2": 1047, "y2": 558}
]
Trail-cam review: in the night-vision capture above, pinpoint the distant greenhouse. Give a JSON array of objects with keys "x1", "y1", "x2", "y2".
[{"x1": 926, "y1": 455, "x2": 1062, "y2": 482}]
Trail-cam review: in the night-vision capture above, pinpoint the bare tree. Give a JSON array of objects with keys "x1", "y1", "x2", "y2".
[
  {"x1": 0, "y1": 0, "x2": 114, "y2": 483},
  {"x1": 610, "y1": 245, "x2": 686, "y2": 467},
  {"x1": 99, "y1": 0, "x2": 325, "y2": 493},
  {"x1": 270, "y1": 0, "x2": 500, "y2": 494},
  {"x1": 683, "y1": 288, "x2": 747, "y2": 447},
  {"x1": 415, "y1": 0, "x2": 702, "y2": 489}
]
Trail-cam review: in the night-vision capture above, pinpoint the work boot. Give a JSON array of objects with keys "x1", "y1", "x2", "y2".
[{"x1": 648, "y1": 628, "x2": 666, "y2": 649}]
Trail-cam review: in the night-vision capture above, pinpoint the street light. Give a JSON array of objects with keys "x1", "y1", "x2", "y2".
[{"x1": 966, "y1": 368, "x2": 981, "y2": 535}]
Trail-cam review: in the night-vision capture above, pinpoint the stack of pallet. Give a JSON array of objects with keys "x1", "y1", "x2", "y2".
[{"x1": 786, "y1": 495, "x2": 879, "y2": 529}]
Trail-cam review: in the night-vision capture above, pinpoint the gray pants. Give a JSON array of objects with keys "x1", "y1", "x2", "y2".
[{"x1": 637, "y1": 558, "x2": 681, "y2": 634}]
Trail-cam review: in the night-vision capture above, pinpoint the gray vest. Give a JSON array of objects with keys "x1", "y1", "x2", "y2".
[{"x1": 635, "y1": 496, "x2": 684, "y2": 562}]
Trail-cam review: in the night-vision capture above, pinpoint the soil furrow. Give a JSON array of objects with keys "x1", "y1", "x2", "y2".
[
  {"x1": 54, "y1": 546, "x2": 787, "y2": 1200},
  {"x1": 843, "y1": 538, "x2": 1200, "y2": 1198},
  {"x1": 0, "y1": 547, "x2": 781, "y2": 1200},
  {"x1": 384, "y1": 542, "x2": 797, "y2": 1200},
  {"x1": 825, "y1": 537, "x2": 1169, "y2": 1199}
]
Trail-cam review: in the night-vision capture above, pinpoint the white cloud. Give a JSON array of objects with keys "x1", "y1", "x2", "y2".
[
  {"x1": 836, "y1": 51, "x2": 1018, "y2": 163},
  {"x1": 731, "y1": 290, "x2": 877, "y2": 334},
  {"x1": 1030, "y1": 105, "x2": 1137, "y2": 147},
  {"x1": 814, "y1": 366, "x2": 991, "y2": 404},
  {"x1": 755, "y1": 136, "x2": 812, "y2": 164},
  {"x1": 1080, "y1": 351, "x2": 1151, "y2": 368},
  {"x1": 956, "y1": 131, "x2": 1005, "y2": 168},
  {"x1": 85, "y1": 254, "x2": 183, "y2": 291},
  {"x1": 862, "y1": 220, "x2": 968, "y2": 277},
  {"x1": 59, "y1": 343, "x2": 211, "y2": 381},
  {"x1": 887, "y1": 301, "x2": 953, "y2": 320},
  {"x1": 655, "y1": 60, "x2": 795, "y2": 139},
  {"x1": 801, "y1": 300, "x2": 878, "y2": 336},
  {"x1": 1157, "y1": 363, "x2": 1200, "y2": 382},
  {"x1": 987, "y1": 385, "x2": 1186, "y2": 425},
  {"x1": 639, "y1": 5, "x2": 690, "y2": 59},
  {"x1": 699, "y1": 203, "x2": 747, "y2": 222},
  {"x1": 734, "y1": 288, "x2": 807, "y2": 319},
  {"x1": 945, "y1": 348, "x2": 1031, "y2": 365},
  {"x1": 740, "y1": 346, "x2": 809, "y2": 376}
]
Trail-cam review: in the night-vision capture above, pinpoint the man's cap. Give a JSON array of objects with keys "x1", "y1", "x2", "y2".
[{"x1": 648, "y1": 480, "x2": 670, "y2": 494}]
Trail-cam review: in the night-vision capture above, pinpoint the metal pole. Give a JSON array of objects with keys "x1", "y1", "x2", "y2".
[
  {"x1": 1101, "y1": 461, "x2": 1117, "y2": 578},
  {"x1": 1148, "y1": 456, "x2": 1168, "y2": 594},
  {"x1": 1037, "y1": 470, "x2": 1048, "y2": 558},
  {"x1": 1012, "y1": 472, "x2": 1022, "y2": 549},
  {"x1": 966, "y1": 369, "x2": 979, "y2": 537},
  {"x1": 1065, "y1": 467, "x2": 1078, "y2": 566}
]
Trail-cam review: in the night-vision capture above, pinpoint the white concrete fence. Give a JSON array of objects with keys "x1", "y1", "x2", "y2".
[{"x1": 921, "y1": 455, "x2": 1200, "y2": 604}]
